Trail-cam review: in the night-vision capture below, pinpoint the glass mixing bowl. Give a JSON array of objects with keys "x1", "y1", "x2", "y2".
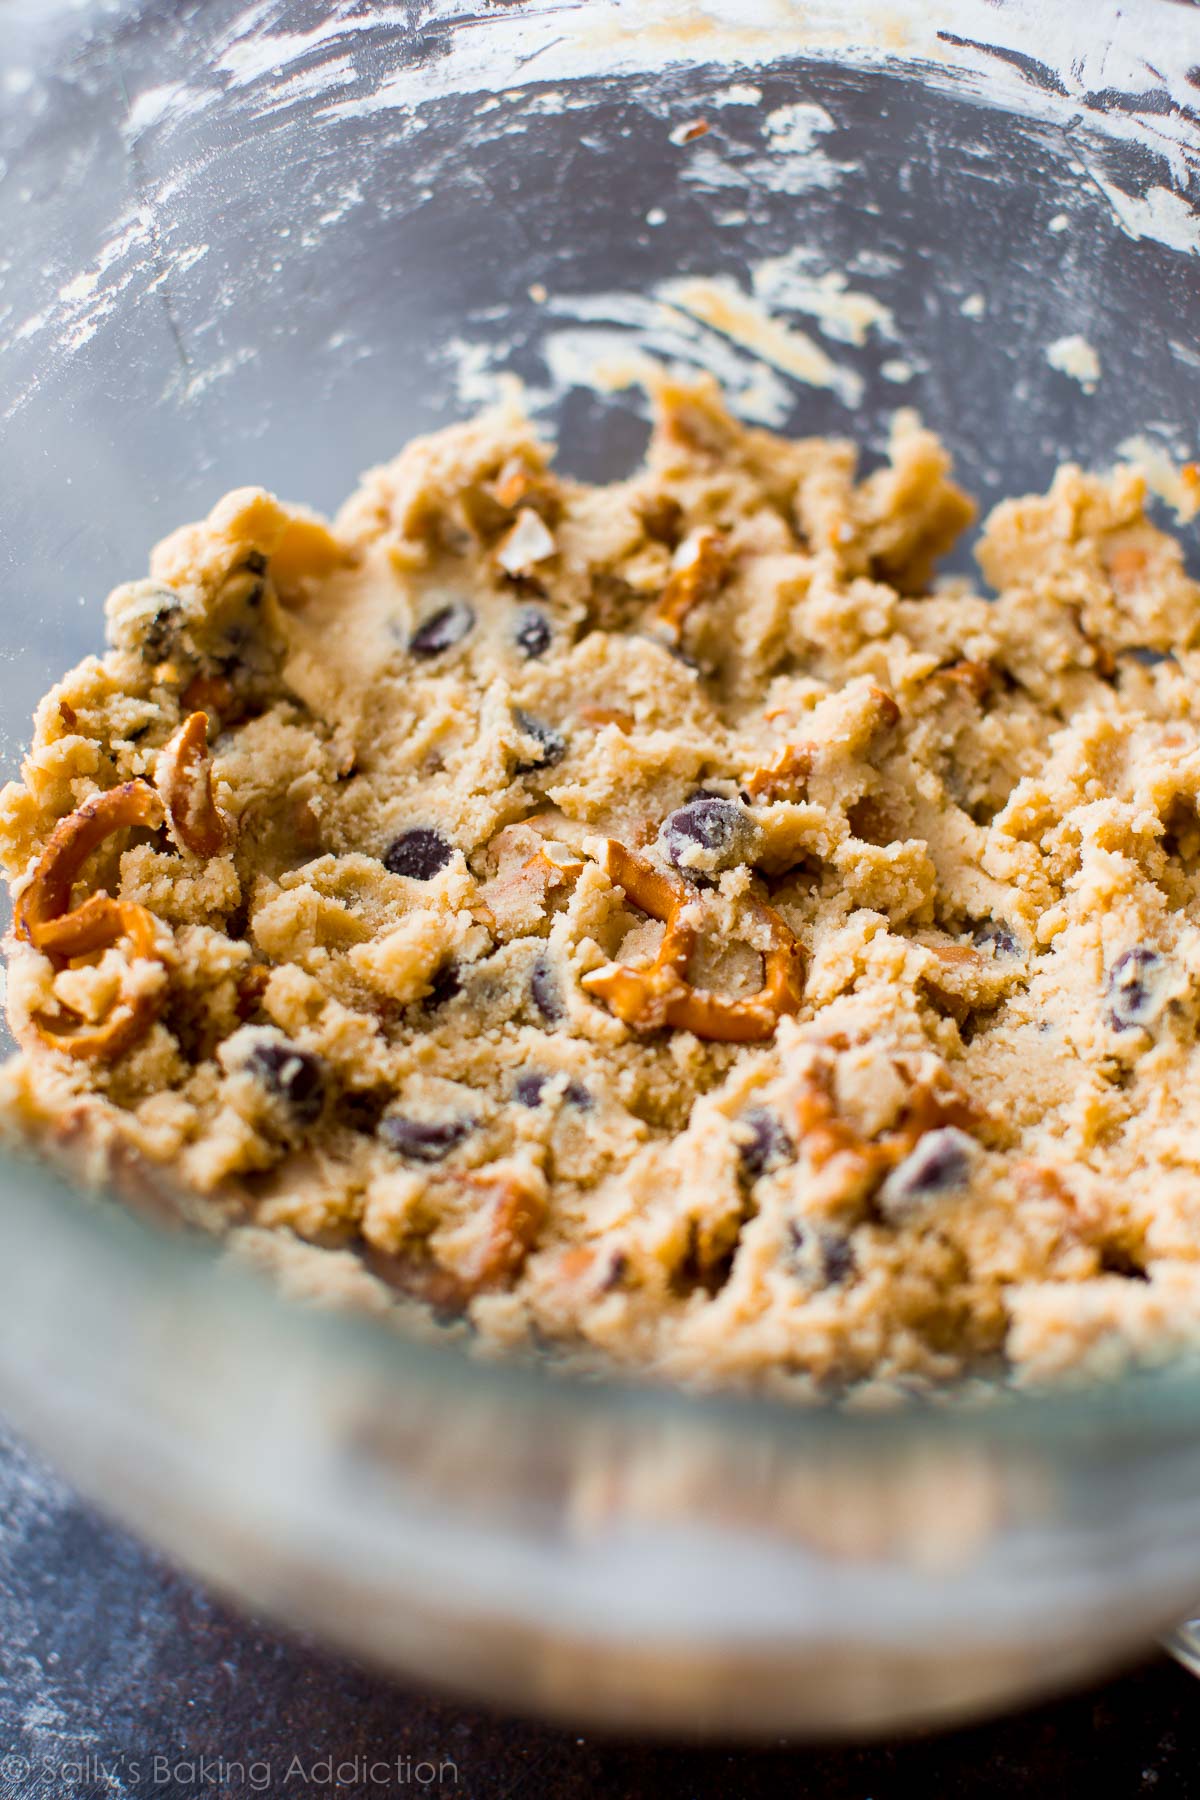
[{"x1": 2, "y1": 0, "x2": 1200, "y2": 1737}]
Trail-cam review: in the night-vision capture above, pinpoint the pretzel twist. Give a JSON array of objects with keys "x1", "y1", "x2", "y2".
[
  {"x1": 795, "y1": 1060, "x2": 979, "y2": 1178},
  {"x1": 14, "y1": 780, "x2": 168, "y2": 1060},
  {"x1": 583, "y1": 840, "x2": 804, "y2": 1043}
]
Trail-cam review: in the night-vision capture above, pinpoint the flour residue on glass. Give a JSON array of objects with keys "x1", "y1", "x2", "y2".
[
  {"x1": 1045, "y1": 335, "x2": 1101, "y2": 395},
  {"x1": 437, "y1": 235, "x2": 906, "y2": 431}
]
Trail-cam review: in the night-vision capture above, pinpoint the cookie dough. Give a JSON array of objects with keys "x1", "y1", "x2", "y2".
[{"x1": 5, "y1": 376, "x2": 1200, "y2": 1395}]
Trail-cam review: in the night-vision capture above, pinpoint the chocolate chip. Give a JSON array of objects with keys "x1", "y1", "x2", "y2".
[
  {"x1": 409, "y1": 600, "x2": 476, "y2": 658},
  {"x1": 530, "y1": 954, "x2": 563, "y2": 1022},
  {"x1": 379, "y1": 1114, "x2": 472, "y2": 1162},
  {"x1": 383, "y1": 826, "x2": 453, "y2": 880},
  {"x1": 514, "y1": 1071, "x2": 590, "y2": 1109},
  {"x1": 789, "y1": 1221, "x2": 855, "y2": 1288},
  {"x1": 878, "y1": 1126, "x2": 974, "y2": 1221},
  {"x1": 513, "y1": 605, "x2": 552, "y2": 660},
  {"x1": 339, "y1": 1089, "x2": 392, "y2": 1135},
  {"x1": 142, "y1": 594, "x2": 184, "y2": 662},
  {"x1": 820, "y1": 1234, "x2": 856, "y2": 1286},
  {"x1": 422, "y1": 963, "x2": 462, "y2": 1011},
  {"x1": 1105, "y1": 945, "x2": 1165, "y2": 1032},
  {"x1": 661, "y1": 795, "x2": 753, "y2": 879},
  {"x1": 1123, "y1": 645, "x2": 1173, "y2": 668},
  {"x1": 244, "y1": 1041, "x2": 327, "y2": 1128},
  {"x1": 600, "y1": 1249, "x2": 630, "y2": 1291},
  {"x1": 736, "y1": 1107, "x2": 795, "y2": 1181},
  {"x1": 512, "y1": 708, "x2": 566, "y2": 774},
  {"x1": 973, "y1": 920, "x2": 1020, "y2": 958},
  {"x1": 243, "y1": 549, "x2": 268, "y2": 577}
]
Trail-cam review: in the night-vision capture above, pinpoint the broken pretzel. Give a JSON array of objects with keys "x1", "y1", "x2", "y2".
[
  {"x1": 156, "y1": 710, "x2": 231, "y2": 857},
  {"x1": 583, "y1": 839, "x2": 804, "y2": 1043},
  {"x1": 14, "y1": 780, "x2": 168, "y2": 1060},
  {"x1": 650, "y1": 527, "x2": 728, "y2": 644},
  {"x1": 745, "y1": 743, "x2": 813, "y2": 804}
]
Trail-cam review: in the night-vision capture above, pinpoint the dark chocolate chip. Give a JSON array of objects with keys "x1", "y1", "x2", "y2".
[
  {"x1": 512, "y1": 708, "x2": 566, "y2": 774},
  {"x1": 879, "y1": 1127, "x2": 973, "y2": 1219},
  {"x1": 143, "y1": 595, "x2": 184, "y2": 662},
  {"x1": 1105, "y1": 945, "x2": 1165, "y2": 1031},
  {"x1": 789, "y1": 1220, "x2": 855, "y2": 1288},
  {"x1": 243, "y1": 549, "x2": 268, "y2": 576},
  {"x1": 339, "y1": 1089, "x2": 392, "y2": 1135},
  {"x1": 513, "y1": 605, "x2": 553, "y2": 660},
  {"x1": 513, "y1": 1071, "x2": 590, "y2": 1109},
  {"x1": 530, "y1": 954, "x2": 564, "y2": 1022},
  {"x1": 244, "y1": 1041, "x2": 327, "y2": 1127},
  {"x1": 422, "y1": 963, "x2": 462, "y2": 1011},
  {"x1": 973, "y1": 919, "x2": 1020, "y2": 958},
  {"x1": 383, "y1": 826, "x2": 454, "y2": 881},
  {"x1": 820, "y1": 1234, "x2": 856, "y2": 1286},
  {"x1": 600, "y1": 1249, "x2": 630, "y2": 1291},
  {"x1": 661, "y1": 795, "x2": 752, "y2": 878},
  {"x1": 736, "y1": 1107, "x2": 795, "y2": 1181},
  {"x1": 409, "y1": 600, "x2": 476, "y2": 658},
  {"x1": 379, "y1": 1114, "x2": 472, "y2": 1162},
  {"x1": 514, "y1": 1072, "x2": 548, "y2": 1108}
]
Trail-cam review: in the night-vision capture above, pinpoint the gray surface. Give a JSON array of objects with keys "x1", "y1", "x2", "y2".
[{"x1": 0, "y1": 1414, "x2": 1195, "y2": 1799}]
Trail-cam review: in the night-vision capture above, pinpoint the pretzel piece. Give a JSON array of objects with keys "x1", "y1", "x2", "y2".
[
  {"x1": 181, "y1": 671, "x2": 234, "y2": 717},
  {"x1": 579, "y1": 706, "x2": 634, "y2": 733},
  {"x1": 467, "y1": 1173, "x2": 547, "y2": 1292},
  {"x1": 156, "y1": 710, "x2": 230, "y2": 857},
  {"x1": 472, "y1": 841, "x2": 585, "y2": 939},
  {"x1": 14, "y1": 780, "x2": 168, "y2": 1061},
  {"x1": 583, "y1": 840, "x2": 804, "y2": 1042},
  {"x1": 795, "y1": 1059, "x2": 979, "y2": 1182},
  {"x1": 366, "y1": 1173, "x2": 546, "y2": 1309},
  {"x1": 934, "y1": 659, "x2": 992, "y2": 702},
  {"x1": 32, "y1": 901, "x2": 166, "y2": 1061},
  {"x1": 35, "y1": 893, "x2": 133, "y2": 961},
  {"x1": 650, "y1": 527, "x2": 728, "y2": 643},
  {"x1": 745, "y1": 743, "x2": 813, "y2": 803},
  {"x1": 15, "y1": 780, "x2": 164, "y2": 946}
]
